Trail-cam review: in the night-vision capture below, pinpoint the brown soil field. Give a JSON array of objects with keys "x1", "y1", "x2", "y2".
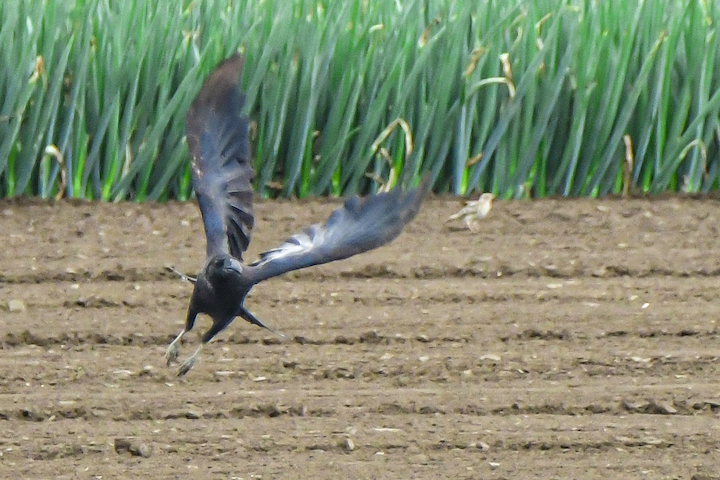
[{"x1": 1, "y1": 193, "x2": 720, "y2": 479}]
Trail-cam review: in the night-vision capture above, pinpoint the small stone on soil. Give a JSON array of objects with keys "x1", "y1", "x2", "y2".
[
  {"x1": 473, "y1": 441, "x2": 490, "y2": 451},
  {"x1": 7, "y1": 299, "x2": 26, "y2": 312},
  {"x1": 129, "y1": 443, "x2": 153, "y2": 458},
  {"x1": 114, "y1": 438, "x2": 131, "y2": 454},
  {"x1": 115, "y1": 437, "x2": 152, "y2": 458}
]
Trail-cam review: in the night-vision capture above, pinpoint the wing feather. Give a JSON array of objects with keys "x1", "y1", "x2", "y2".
[
  {"x1": 186, "y1": 55, "x2": 254, "y2": 260},
  {"x1": 246, "y1": 176, "x2": 431, "y2": 284}
]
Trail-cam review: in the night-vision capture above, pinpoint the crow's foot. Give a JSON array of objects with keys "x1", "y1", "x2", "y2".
[
  {"x1": 177, "y1": 356, "x2": 196, "y2": 376},
  {"x1": 165, "y1": 341, "x2": 180, "y2": 366},
  {"x1": 165, "y1": 330, "x2": 185, "y2": 366},
  {"x1": 177, "y1": 345, "x2": 203, "y2": 377}
]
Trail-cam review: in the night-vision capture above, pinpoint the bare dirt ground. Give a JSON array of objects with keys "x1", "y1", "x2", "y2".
[{"x1": 2, "y1": 193, "x2": 720, "y2": 479}]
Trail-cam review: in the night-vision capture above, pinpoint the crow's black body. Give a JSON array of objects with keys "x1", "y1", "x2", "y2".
[{"x1": 166, "y1": 55, "x2": 430, "y2": 376}]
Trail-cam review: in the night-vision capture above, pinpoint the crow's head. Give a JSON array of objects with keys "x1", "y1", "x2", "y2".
[{"x1": 205, "y1": 254, "x2": 244, "y2": 284}]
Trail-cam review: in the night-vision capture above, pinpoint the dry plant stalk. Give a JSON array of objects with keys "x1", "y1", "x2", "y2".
[
  {"x1": 369, "y1": 118, "x2": 413, "y2": 192},
  {"x1": 43, "y1": 144, "x2": 68, "y2": 200},
  {"x1": 622, "y1": 134, "x2": 634, "y2": 198}
]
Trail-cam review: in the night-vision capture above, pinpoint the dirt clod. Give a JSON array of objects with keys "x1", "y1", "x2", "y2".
[
  {"x1": 7, "y1": 299, "x2": 26, "y2": 312},
  {"x1": 115, "y1": 438, "x2": 152, "y2": 458}
]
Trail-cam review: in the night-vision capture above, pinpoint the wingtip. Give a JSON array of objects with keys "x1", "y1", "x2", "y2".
[
  {"x1": 401, "y1": 172, "x2": 432, "y2": 221},
  {"x1": 399, "y1": 172, "x2": 431, "y2": 202},
  {"x1": 213, "y1": 54, "x2": 245, "y2": 81},
  {"x1": 187, "y1": 54, "x2": 246, "y2": 129},
  {"x1": 416, "y1": 172, "x2": 432, "y2": 199}
]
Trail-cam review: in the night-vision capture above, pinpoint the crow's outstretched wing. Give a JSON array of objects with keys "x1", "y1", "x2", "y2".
[
  {"x1": 186, "y1": 55, "x2": 254, "y2": 260},
  {"x1": 246, "y1": 177, "x2": 431, "y2": 284}
]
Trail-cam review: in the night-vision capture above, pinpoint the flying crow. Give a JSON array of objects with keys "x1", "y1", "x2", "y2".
[{"x1": 166, "y1": 55, "x2": 430, "y2": 376}]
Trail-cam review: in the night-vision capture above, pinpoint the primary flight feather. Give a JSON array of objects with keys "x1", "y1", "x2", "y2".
[{"x1": 166, "y1": 54, "x2": 430, "y2": 376}]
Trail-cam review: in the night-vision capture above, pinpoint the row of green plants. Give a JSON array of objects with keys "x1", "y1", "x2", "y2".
[{"x1": 1, "y1": 0, "x2": 719, "y2": 200}]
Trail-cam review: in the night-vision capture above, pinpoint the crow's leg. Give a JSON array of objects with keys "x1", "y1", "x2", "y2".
[
  {"x1": 166, "y1": 310, "x2": 198, "y2": 366},
  {"x1": 176, "y1": 317, "x2": 229, "y2": 377}
]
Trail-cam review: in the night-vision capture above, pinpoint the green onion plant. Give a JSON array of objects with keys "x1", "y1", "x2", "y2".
[{"x1": 1, "y1": 0, "x2": 719, "y2": 200}]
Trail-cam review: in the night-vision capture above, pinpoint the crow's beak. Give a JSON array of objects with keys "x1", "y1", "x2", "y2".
[{"x1": 223, "y1": 257, "x2": 243, "y2": 273}]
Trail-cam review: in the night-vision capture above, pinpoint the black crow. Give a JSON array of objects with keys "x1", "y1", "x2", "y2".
[{"x1": 166, "y1": 54, "x2": 430, "y2": 376}]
